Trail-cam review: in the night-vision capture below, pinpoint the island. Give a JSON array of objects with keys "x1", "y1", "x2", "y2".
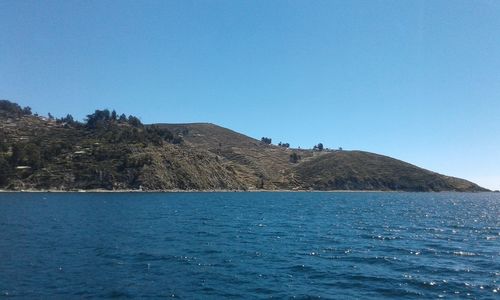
[{"x1": 0, "y1": 100, "x2": 488, "y2": 192}]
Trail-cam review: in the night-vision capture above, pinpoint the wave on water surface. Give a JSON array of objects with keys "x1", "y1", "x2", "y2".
[{"x1": 0, "y1": 192, "x2": 498, "y2": 299}]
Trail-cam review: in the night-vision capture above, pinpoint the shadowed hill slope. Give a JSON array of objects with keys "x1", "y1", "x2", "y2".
[{"x1": 294, "y1": 151, "x2": 485, "y2": 191}]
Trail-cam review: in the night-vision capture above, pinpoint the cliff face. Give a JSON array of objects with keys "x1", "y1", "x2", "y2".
[{"x1": 0, "y1": 101, "x2": 488, "y2": 192}]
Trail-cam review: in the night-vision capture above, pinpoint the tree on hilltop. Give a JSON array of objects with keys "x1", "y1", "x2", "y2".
[
  {"x1": 22, "y1": 106, "x2": 32, "y2": 115},
  {"x1": 261, "y1": 137, "x2": 272, "y2": 145},
  {"x1": 0, "y1": 100, "x2": 32, "y2": 117},
  {"x1": 313, "y1": 143, "x2": 324, "y2": 151},
  {"x1": 127, "y1": 115, "x2": 142, "y2": 127}
]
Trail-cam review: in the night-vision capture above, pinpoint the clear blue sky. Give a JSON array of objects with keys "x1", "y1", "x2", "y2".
[{"x1": 1, "y1": 0, "x2": 499, "y2": 190}]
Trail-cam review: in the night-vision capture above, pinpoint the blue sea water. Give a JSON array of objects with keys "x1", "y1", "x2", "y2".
[{"x1": 0, "y1": 192, "x2": 498, "y2": 299}]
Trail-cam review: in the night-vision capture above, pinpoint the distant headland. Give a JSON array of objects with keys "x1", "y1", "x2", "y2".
[{"x1": 0, "y1": 100, "x2": 488, "y2": 192}]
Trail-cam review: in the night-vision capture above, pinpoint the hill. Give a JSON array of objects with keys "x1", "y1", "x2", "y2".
[
  {"x1": 157, "y1": 123, "x2": 485, "y2": 192},
  {"x1": 294, "y1": 151, "x2": 483, "y2": 191},
  {"x1": 0, "y1": 100, "x2": 488, "y2": 192},
  {"x1": 156, "y1": 123, "x2": 315, "y2": 189}
]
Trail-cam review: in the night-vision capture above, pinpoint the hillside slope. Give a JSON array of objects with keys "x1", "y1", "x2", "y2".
[
  {"x1": 157, "y1": 123, "x2": 314, "y2": 189},
  {"x1": 0, "y1": 100, "x2": 488, "y2": 192},
  {"x1": 0, "y1": 103, "x2": 246, "y2": 190},
  {"x1": 156, "y1": 123, "x2": 486, "y2": 192},
  {"x1": 294, "y1": 151, "x2": 485, "y2": 191}
]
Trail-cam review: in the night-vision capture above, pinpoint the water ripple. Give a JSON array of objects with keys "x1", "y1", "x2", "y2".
[{"x1": 0, "y1": 192, "x2": 498, "y2": 299}]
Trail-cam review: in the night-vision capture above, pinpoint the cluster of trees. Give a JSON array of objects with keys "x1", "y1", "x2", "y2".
[
  {"x1": 312, "y1": 144, "x2": 343, "y2": 151},
  {"x1": 58, "y1": 109, "x2": 182, "y2": 145},
  {"x1": 0, "y1": 138, "x2": 143, "y2": 188},
  {"x1": 0, "y1": 101, "x2": 189, "y2": 188},
  {"x1": 313, "y1": 143, "x2": 324, "y2": 151},
  {"x1": 0, "y1": 100, "x2": 149, "y2": 132},
  {"x1": 145, "y1": 125, "x2": 182, "y2": 145},
  {"x1": 261, "y1": 137, "x2": 272, "y2": 144},
  {"x1": 84, "y1": 123, "x2": 182, "y2": 146},
  {"x1": 85, "y1": 109, "x2": 143, "y2": 129},
  {"x1": 9, "y1": 142, "x2": 43, "y2": 169},
  {"x1": 278, "y1": 142, "x2": 290, "y2": 148},
  {"x1": 56, "y1": 114, "x2": 79, "y2": 126},
  {"x1": 0, "y1": 100, "x2": 32, "y2": 117},
  {"x1": 0, "y1": 129, "x2": 181, "y2": 188},
  {"x1": 0, "y1": 140, "x2": 46, "y2": 186}
]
